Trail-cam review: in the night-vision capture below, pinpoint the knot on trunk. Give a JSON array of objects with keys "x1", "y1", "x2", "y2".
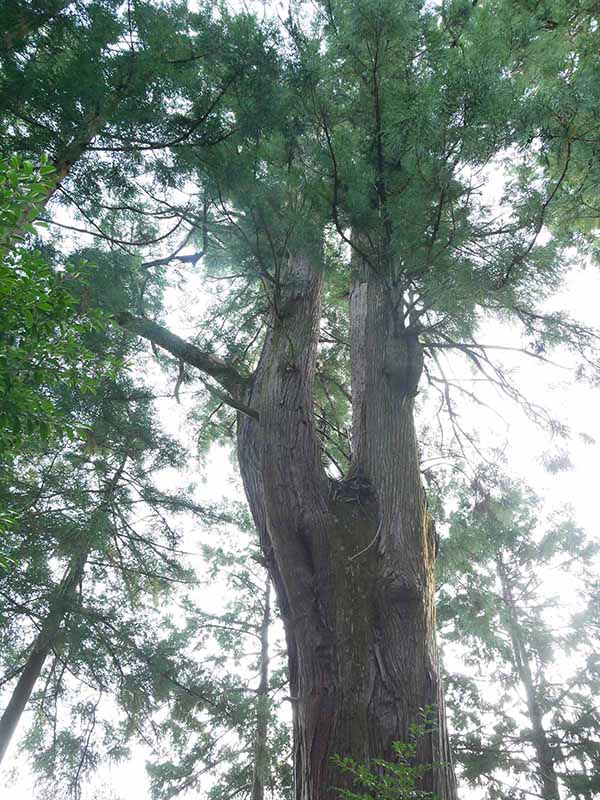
[
  {"x1": 383, "y1": 332, "x2": 424, "y2": 397},
  {"x1": 383, "y1": 572, "x2": 424, "y2": 605}
]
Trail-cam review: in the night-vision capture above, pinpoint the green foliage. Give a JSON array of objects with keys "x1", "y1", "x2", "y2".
[
  {"x1": 0, "y1": 154, "x2": 111, "y2": 461},
  {"x1": 2, "y1": 0, "x2": 600, "y2": 797},
  {"x1": 438, "y1": 465, "x2": 600, "y2": 798},
  {"x1": 333, "y1": 717, "x2": 440, "y2": 800},
  {"x1": 0, "y1": 364, "x2": 223, "y2": 797},
  {"x1": 147, "y1": 536, "x2": 292, "y2": 800}
]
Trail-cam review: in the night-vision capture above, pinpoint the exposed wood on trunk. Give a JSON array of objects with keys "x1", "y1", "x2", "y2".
[
  {"x1": 497, "y1": 557, "x2": 561, "y2": 800},
  {"x1": 237, "y1": 251, "x2": 343, "y2": 799}
]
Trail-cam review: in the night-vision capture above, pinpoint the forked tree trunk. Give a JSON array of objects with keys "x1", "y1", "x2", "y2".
[
  {"x1": 237, "y1": 251, "x2": 457, "y2": 800},
  {"x1": 119, "y1": 251, "x2": 457, "y2": 798}
]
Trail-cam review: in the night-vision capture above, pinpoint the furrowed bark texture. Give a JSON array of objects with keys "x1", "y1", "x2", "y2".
[
  {"x1": 348, "y1": 267, "x2": 455, "y2": 798},
  {"x1": 237, "y1": 252, "x2": 457, "y2": 800}
]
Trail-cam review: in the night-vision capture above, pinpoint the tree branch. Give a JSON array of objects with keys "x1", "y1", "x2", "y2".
[{"x1": 114, "y1": 312, "x2": 254, "y2": 412}]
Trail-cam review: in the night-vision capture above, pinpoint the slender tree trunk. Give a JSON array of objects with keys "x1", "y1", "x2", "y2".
[
  {"x1": 0, "y1": 548, "x2": 87, "y2": 764},
  {"x1": 22, "y1": 111, "x2": 110, "y2": 226},
  {"x1": 251, "y1": 578, "x2": 271, "y2": 800},
  {"x1": 0, "y1": 455, "x2": 127, "y2": 765},
  {"x1": 237, "y1": 251, "x2": 457, "y2": 800},
  {"x1": 2, "y1": 9, "x2": 121, "y2": 241},
  {"x1": 2, "y1": 110, "x2": 113, "y2": 250},
  {"x1": 497, "y1": 558, "x2": 561, "y2": 800},
  {"x1": 6, "y1": 69, "x2": 132, "y2": 243}
]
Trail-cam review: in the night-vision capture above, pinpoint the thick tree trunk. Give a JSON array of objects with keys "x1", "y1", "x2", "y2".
[
  {"x1": 237, "y1": 251, "x2": 457, "y2": 799},
  {"x1": 122, "y1": 248, "x2": 456, "y2": 797},
  {"x1": 497, "y1": 558, "x2": 561, "y2": 800}
]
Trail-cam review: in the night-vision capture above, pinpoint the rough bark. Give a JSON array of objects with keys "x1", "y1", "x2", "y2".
[
  {"x1": 123, "y1": 249, "x2": 457, "y2": 799},
  {"x1": 236, "y1": 252, "x2": 456, "y2": 799},
  {"x1": 347, "y1": 263, "x2": 454, "y2": 796},
  {"x1": 497, "y1": 558, "x2": 561, "y2": 800}
]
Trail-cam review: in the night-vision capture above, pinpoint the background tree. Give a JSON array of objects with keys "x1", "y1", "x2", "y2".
[
  {"x1": 0, "y1": 154, "x2": 109, "y2": 463},
  {"x1": 0, "y1": 0, "x2": 279, "y2": 242},
  {"x1": 0, "y1": 245, "x2": 292, "y2": 798},
  {"x1": 148, "y1": 536, "x2": 292, "y2": 800},
  {"x1": 0, "y1": 254, "x2": 243, "y2": 795},
  {"x1": 439, "y1": 468, "x2": 600, "y2": 799}
]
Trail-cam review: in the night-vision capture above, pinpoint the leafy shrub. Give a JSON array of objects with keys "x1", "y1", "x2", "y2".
[{"x1": 333, "y1": 718, "x2": 440, "y2": 800}]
